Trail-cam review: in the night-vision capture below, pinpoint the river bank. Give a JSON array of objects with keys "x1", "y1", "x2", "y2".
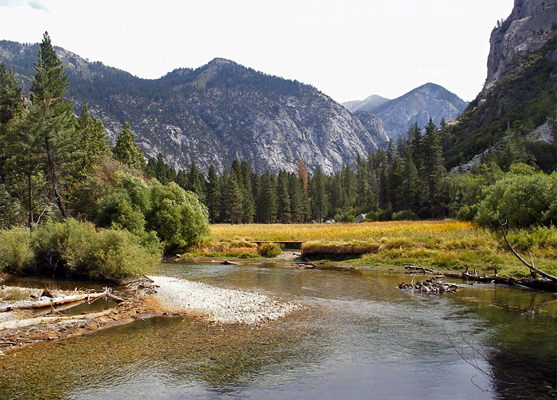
[{"x1": 0, "y1": 272, "x2": 304, "y2": 355}]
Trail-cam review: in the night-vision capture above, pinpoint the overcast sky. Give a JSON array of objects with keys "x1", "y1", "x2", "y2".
[{"x1": 0, "y1": 0, "x2": 513, "y2": 103}]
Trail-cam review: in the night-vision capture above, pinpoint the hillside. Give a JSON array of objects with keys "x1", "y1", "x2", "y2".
[
  {"x1": 0, "y1": 43, "x2": 387, "y2": 174},
  {"x1": 444, "y1": 0, "x2": 556, "y2": 170}
]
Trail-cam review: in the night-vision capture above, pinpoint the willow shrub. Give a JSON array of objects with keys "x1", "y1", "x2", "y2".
[
  {"x1": 1, "y1": 219, "x2": 162, "y2": 283},
  {"x1": 0, "y1": 227, "x2": 34, "y2": 273}
]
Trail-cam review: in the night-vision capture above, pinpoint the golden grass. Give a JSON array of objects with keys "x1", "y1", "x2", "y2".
[
  {"x1": 210, "y1": 220, "x2": 476, "y2": 242},
  {"x1": 203, "y1": 221, "x2": 556, "y2": 277}
]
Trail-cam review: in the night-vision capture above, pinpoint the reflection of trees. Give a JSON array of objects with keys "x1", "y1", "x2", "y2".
[{"x1": 449, "y1": 286, "x2": 557, "y2": 399}]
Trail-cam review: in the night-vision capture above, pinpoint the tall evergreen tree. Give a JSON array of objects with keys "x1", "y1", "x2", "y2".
[
  {"x1": 310, "y1": 166, "x2": 328, "y2": 222},
  {"x1": 421, "y1": 118, "x2": 445, "y2": 218},
  {"x1": 276, "y1": 171, "x2": 291, "y2": 223},
  {"x1": 113, "y1": 121, "x2": 145, "y2": 170},
  {"x1": 75, "y1": 105, "x2": 111, "y2": 174},
  {"x1": 205, "y1": 165, "x2": 220, "y2": 223},
  {"x1": 28, "y1": 32, "x2": 77, "y2": 218}
]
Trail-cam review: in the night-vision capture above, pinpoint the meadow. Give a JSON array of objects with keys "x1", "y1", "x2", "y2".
[{"x1": 196, "y1": 220, "x2": 557, "y2": 278}]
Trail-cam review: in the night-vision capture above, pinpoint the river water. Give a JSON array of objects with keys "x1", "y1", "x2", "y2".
[{"x1": 0, "y1": 263, "x2": 555, "y2": 399}]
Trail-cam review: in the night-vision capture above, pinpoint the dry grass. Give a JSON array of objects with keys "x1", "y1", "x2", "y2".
[{"x1": 202, "y1": 221, "x2": 557, "y2": 277}]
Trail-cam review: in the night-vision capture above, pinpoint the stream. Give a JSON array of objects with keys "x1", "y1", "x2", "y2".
[{"x1": 0, "y1": 263, "x2": 555, "y2": 399}]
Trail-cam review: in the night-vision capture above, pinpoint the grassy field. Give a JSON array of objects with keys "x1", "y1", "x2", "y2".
[{"x1": 195, "y1": 220, "x2": 557, "y2": 278}]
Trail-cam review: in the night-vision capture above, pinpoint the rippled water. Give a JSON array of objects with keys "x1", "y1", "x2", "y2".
[{"x1": 0, "y1": 263, "x2": 555, "y2": 400}]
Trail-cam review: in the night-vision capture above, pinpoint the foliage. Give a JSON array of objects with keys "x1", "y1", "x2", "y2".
[
  {"x1": 147, "y1": 182, "x2": 209, "y2": 252},
  {"x1": 257, "y1": 242, "x2": 282, "y2": 258},
  {"x1": 475, "y1": 167, "x2": 557, "y2": 228},
  {"x1": 0, "y1": 227, "x2": 33, "y2": 273},
  {"x1": 113, "y1": 121, "x2": 145, "y2": 170},
  {"x1": 22, "y1": 219, "x2": 158, "y2": 282}
]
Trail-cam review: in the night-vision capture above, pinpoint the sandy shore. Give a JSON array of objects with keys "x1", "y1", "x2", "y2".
[{"x1": 150, "y1": 275, "x2": 303, "y2": 324}]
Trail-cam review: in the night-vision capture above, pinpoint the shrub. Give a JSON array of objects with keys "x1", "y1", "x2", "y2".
[
  {"x1": 27, "y1": 219, "x2": 160, "y2": 282},
  {"x1": 0, "y1": 227, "x2": 33, "y2": 273},
  {"x1": 147, "y1": 182, "x2": 209, "y2": 252},
  {"x1": 475, "y1": 170, "x2": 557, "y2": 228},
  {"x1": 392, "y1": 210, "x2": 419, "y2": 221},
  {"x1": 258, "y1": 242, "x2": 282, "y2": 258}
]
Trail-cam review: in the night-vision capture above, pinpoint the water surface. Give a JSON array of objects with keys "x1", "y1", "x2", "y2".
[{"x1": 0, "y1": 263, "x2": 555, "y2": 399}]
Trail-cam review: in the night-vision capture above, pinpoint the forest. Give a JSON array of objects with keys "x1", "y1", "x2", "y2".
[{"x1": 0, "y1": 33, "x2": 556, "y2": 282}]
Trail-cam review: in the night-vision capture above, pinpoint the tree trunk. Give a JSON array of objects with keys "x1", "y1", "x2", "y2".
[
  {"x1": 44, "y1": 136, "x2": 68, "y2": 218},
  {"x1": 27, "y1": 170, "x2": 33, "y2": 227}
]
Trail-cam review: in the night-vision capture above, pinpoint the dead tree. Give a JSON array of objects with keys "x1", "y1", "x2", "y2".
[{"x1": 500, "y1": 220, "x2": 557, "y2": 283}]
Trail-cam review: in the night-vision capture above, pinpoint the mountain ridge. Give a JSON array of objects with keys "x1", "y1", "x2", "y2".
[
  {"x1": 343, "y1": 83, "x2": 468, "y2": 139},
  {"x1": 0, "y1": 41, "x2": 389, "y2": 174}
]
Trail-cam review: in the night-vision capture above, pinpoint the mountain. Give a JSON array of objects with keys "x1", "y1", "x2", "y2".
[
  {"x1": 345, "y1": 83, "x2": 468, "y2": 140},
  {"x1": 342, "y1": 94, "x2": 390, "y2": 113},
  {"x1": 0, "y1": 43, "x2": 388, "y2": 175},
  {"x1": 444, "y1": 0, "x2": 556, "y2": 170}
]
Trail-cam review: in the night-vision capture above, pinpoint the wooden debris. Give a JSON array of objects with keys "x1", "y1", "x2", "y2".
[
  {"x1": 0, "y1": 289, "x2": 111, "y2": 312},
  {"x1": 125, "y1": 276, "x2": 159, "y2": 296},
  {"x1": 398, "y1": 278, "x2": 458, "y2": 294},
  {"x1": 404, "y1": 265, "x2": 436, "y2": 274},
  {"x1": 221, "y1": 260, "x2": 241, "y2": 265}
]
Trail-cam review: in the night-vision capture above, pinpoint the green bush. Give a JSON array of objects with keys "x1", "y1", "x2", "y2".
[
  {"x1": 392, "y1": 210, "x2": 419, "y2": 221},
  {"x1": 147, "y1": 182, "x2": 209, "y2": 252},
  {"x1": 258, "y1": 242, "x2": 282, "y2": 258},
  {"x1": 22, "y1": 219, "x2": 161, "y2": 282},
  {"x1": 0, "y1": 227, "x2": 33, "y2": 273},
  {"x1": 475, "y1": 170, "x2": 557, "y2": 228}
]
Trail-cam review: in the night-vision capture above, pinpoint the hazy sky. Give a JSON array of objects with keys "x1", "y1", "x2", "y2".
[{"x1": 0, "y1": 0, "x2": 513, "y2": 103}]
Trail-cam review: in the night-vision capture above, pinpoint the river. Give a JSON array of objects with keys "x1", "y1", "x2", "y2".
[{"x1": 0, "y1": 263, "x2": 555, "y2": 399}]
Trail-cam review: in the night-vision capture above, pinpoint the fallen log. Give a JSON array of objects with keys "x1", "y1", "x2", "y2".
[
  {"x1": 0, "y1": 289, "x2": 110, "y2": 312},
  {"x1": 444, "y1": 272, "x2": 557, "y2": 292},
  {"x1": 398, "y1": 278, "x2": 459, "y2": 294}
]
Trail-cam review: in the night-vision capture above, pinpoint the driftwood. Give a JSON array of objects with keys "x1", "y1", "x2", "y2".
[
  {"x1": 398, "y1": 278, "x2": 458, "y2": 294},
  {"x1": 404, "y1": 265, "x2": 436, "y2": 274},
  {"x1": 221, "y1": 260, "x2": 241, "y2": 265},
  {"x1": 0, "y1": 289, "x2": 111, "y2": 312},
  {"x1": 444, "y1": 272, "x2": 557, "y2": 292},
  {"x1": 499, "y1": 220, "x2": 557, "y2": 283},
  {"x1": 126, "y1": 276, "x2": 159, "y2": 295}
]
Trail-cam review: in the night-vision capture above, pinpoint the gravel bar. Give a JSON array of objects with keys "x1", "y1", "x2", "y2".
[{"x1": 150, "y1": 276, "x2": 302, "y2": 324}]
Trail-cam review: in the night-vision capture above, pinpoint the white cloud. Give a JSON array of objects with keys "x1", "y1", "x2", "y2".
[{"x1": 0, "y1": 0, "x2": 48, "y2": 11}]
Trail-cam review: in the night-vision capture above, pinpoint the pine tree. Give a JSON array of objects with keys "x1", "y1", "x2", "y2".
[
  {"x1": 205, "y1": 165, "x2": 220, "y2": 223},
  {"x1": 113, "y1": 121, "x2": 145, "y2": 170},
  {"x1": 288, "y1": 172, "x2": 303, "y2": 223},
  {"x1": 226, "y1": 173, "x2": 243, "y2": 224},
  {"x1": 239, "y1": 161, "x2": 255, "y2": 223},
  {"x1": 310, "y1": 166, "x2": 328, "y2": 222},
  {"x1": 421, "y1": 119, "x2": 445, "y2": 218},
  {"x1": 28, "y1": 32, "x2": 77, "y2": 218},
  {"x1": 276, "y1": 171, "x2": 291, "y2": 223},
  {"x1": 75, "y1": 105, "x2": 110, "y2": 173},
  {"x1": 258, "y1": 172, "x2": 277, "y2": 223}
]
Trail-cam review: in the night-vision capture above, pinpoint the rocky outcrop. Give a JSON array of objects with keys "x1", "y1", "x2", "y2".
[
  {"x1": 353, "y1": 111, "x2": 390, "y2": 148},
  {"x1": 485, "y1": 0, "x2": 557, "y2": 90}
]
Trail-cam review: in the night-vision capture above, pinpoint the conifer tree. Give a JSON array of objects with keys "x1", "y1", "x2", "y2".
[
  {"x1": 310, "y1": 166, "x2": 327, "y2": 222},
  {"x1": 28, "y1": 32, "x2": 77, "y2": 218},
  {"x1": 113, "y1": 121, "x2": 145, "y2": 170},
  {"x1": 276, "y1": 171, "x2": 291, "y2": 223},
  {"x1": 205, "y1": 165, "x2": 220, "y2": 223},
  {"x1": 76, "y1": 105, "x2": 111, "y2": 173},
  {"x1": 239, "y1": 161, "x2": 255, "y2": 223},
  {"x1": 421, "y1": 118, "x2": 445, "y2": 218}
]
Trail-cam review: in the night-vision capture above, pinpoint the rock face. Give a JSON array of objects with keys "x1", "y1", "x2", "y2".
[
  {"x1": 445, "y1": 0, "x2": 556, "y2": 169},
  {"x1": 485, "y1": 0, "x2": 557, "y2": 90},
  {"x1": 0, "y1": 43, "x2": 384, "y2": 174},
  {"x1": 345, "y1": 83, "x2": 467, "y2": 140}
]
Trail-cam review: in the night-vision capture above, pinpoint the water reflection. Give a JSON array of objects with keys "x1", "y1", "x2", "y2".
[{"x1": 0, "y1": 264, "x2": 554, "y2": 400}]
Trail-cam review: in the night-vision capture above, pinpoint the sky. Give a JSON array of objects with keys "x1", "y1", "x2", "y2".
[{"x1": 0, "y1": 0, "x2": 514, "y2": 103}]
